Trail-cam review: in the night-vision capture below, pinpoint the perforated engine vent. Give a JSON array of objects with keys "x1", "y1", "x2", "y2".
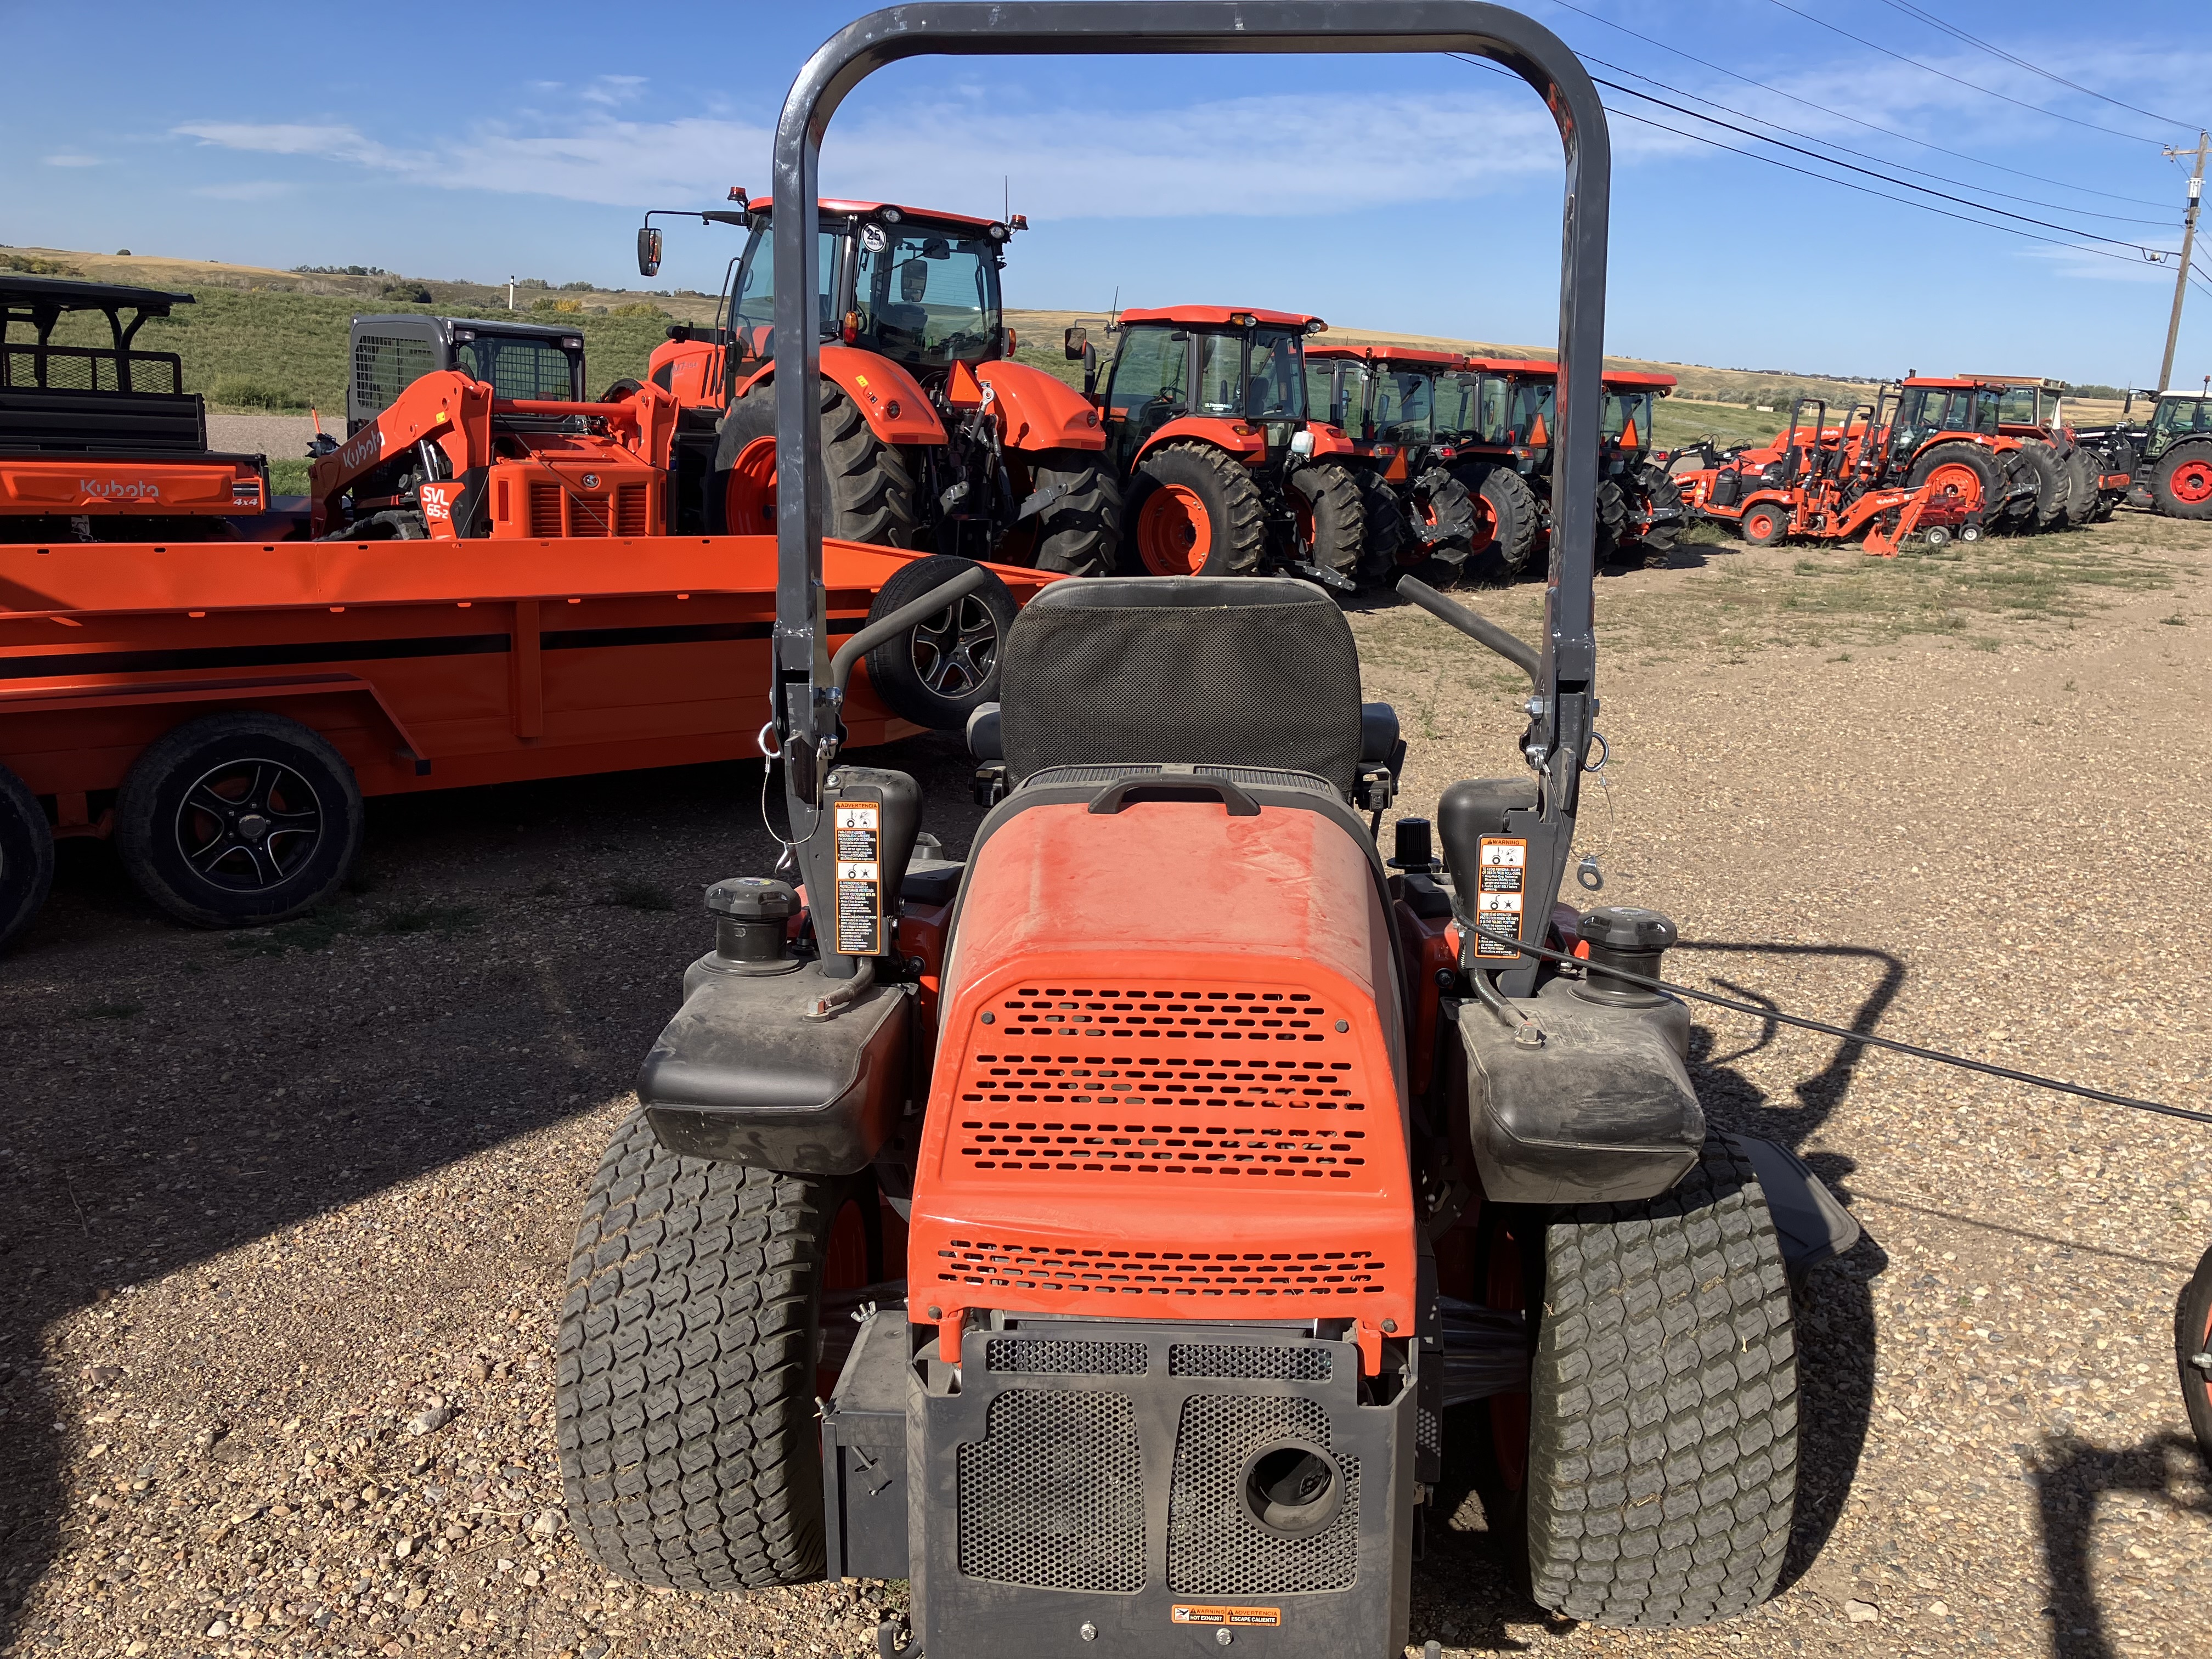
[
  {"x1": 986, "y1": 1338, "x2": 1148, "y2": 1377},
  {"x1": 938, "y1": 1237, "x2": 1387, "y2": 1299},
  {"x1": 1167, "y1": 1395, "x2": 1359, "y2": 1595},
  {"x1": 1170, "y1": 1343, "x2": 1333, "y2": 1382},
  {"x1": 957, "y1": 1389, "x2": 1144, "y2": 1592}
]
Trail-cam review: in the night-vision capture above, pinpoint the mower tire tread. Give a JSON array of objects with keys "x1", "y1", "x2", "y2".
[
  {"x1": 1526, "y1": 1136, "x2": 1799, "y2": 1627},
  {"x1": 1024, "y1": 449, "x2": 1123, "y2": 578},
  {"x1": 2174, "y1": 1239, "x2": 2212, "y2": 1457},
  {"x1": 555, "y1": 1111, "x2": 834, "y2": 1592},
  {"x1": 1289, "y1": 459, "x2": 1366, "y2": 578}
]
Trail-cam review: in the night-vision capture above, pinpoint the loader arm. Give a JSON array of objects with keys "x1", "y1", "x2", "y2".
[{"x1": 307, "y1": 370, "x2": 491, "y2": 536}]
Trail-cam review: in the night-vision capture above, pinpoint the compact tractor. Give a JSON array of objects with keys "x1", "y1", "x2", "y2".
[
  {"x1": 1091, "y1": 305, "x2": 1367, "y2": 583},
  {"x1": 637, "y1": 194, "x2": 1120, "y2": 575},
  {"x1": 2118, "y1": 388, "x2": 2212, "y2": 518},
  {"x1": 550, "y1": 7, "x2": 1851, "y2": 1656},
  {"x1": 1, "y1": 275, "x2": 279, "y2": 541},
  {"x1": 1304, "y1": 344, "x2": 1480, "y2": 581}
]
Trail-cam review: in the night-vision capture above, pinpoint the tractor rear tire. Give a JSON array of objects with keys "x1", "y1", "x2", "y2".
[
  {"x1": 0, "y1": 762, "x2": 55, "y2": 955},
  {"x1": 1905, "y1": 442, "x2": 2002, "y2": 527},
  {"x1": 2151, "y1": 442, "x2": 2212, "y2": 520},
  {"x1": 2059, "y1": 445, "x2": 2098, "y2": 528},
  {"x1": 1636, "y1": 472, "x2": 1684, "y2": 567},
  {"x1": 555, "y1": 1111, "x2": 852, "y2": 1591},
  {"x1": 1474, "y1": 1137, "x2": 1799, "y2": 1628},
  {"x1": 1022, "y1": 450, "x2": 1122, "y2": 578},
  {"x1": 1288, "y1": 461, "x2": 1365, "y2": 580},
  {"x1": 1738, "y1": 500, "x2": 1789, "y2": 547},
  {"x1": 2174, "y1": 1239, "x2": 2212, "y2": 1459},
  {"x1": 1462, "y1": 463, "x2": 1541, "y2": 579},
  {"x1": 2014, "y1": 440, "x2": 2069, "y2": 530},
  {"x1": 862, "y1": 554, "x2": 1017, "y2": 730},
  {"x1": 710, "y1": 377, "x2": 916, "y2": 546},
  {"x1": 1122, "y1": 442, "x2": 1265, "y2": 576},
  {"x1": 1352, "y1": 470, "x2": 1407, "y2": 586}
]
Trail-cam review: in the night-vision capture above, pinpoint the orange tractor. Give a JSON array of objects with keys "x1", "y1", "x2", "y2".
[
  {"x1": 2, "y1": 275, "x2": 282, "y2": 542},
  {"x1": 1091, "y1": 304, "x2": 1368, "y2": 583},
  {"x1": 636, "y1": 194, "x2": 1120, "y2": 575},
  {"x1": 1303, "y1": 344, "x2": 1481, "y2": 581},
  {"x1": 1968, "y1": 373, "x2": 2130, "y2": 526}
]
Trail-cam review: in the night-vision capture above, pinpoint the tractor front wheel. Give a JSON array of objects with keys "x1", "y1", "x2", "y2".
[
  {"x1": 1739, "y1": 501, "x2": 1790, "y2": 547},
  {"x1": 556, "y1": 1111, "x2": 868, "y2": 1590},
  {"x1": 1406, "y1": 464, "x2": 1478, "y2": 580},
  {"x1": 1287, "y1": 461, "x2": 1365, "y2": 580},
  {"x1": 710, "y1": 377, "x2": 916, "y2": 546},
  {"x1": 1474, "y1": 1138, "x2": 1799, "y2": 1627},
  {"x1": 1460, "y1": 463, "x2": 1542, "y2": 580},
  {"x1": 2151, "y1": 443, "x2": 2212, "y2": 520},
  {"x1": 1122, "y1": 442, "x2": 1265, "y2": 576},
  {"x1": 1905, "y1": 442, "x2": 2001, "y2": 526}
]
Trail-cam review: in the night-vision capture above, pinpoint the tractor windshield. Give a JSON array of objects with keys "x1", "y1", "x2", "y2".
[
  {"x1": 1432, "y1": 370, "x2": 1487, "y2": 440},
  {"x1": 1373, "y1": 369, "x2": 1434, "y2": 442},
  {"x1": 1602, "y1": 389, "x2": 1655, "y2": 452},
  {"x1": 1306, "y1": 358, "x2": 1365, "y2": 431},
  {"x1": 2151, "y1": 396, "x2": 2212, "y2": 437},
  {"x1": 1887, "y1": 386, "x2": 1999, "y2": 455},
  {"x1": 850, "y1": 225, "x2": 1003, "y2": 368},
  {"x1": 728, "y1": 220, "x2": 841, "y2": 356},
  {"x1": 1508, "y1": 379, "x2": 1556, "y2": 447},
  {"x1": 1109, "y1": 324, "x2": 1306, "y2": 421}
]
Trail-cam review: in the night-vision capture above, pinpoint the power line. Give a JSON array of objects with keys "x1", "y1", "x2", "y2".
[
  {"x1": 1533, "y1": 0, "x2": 2172, "y2": 206},
  {"x1": 1593, "y1": 52, "x2": 2176, "y2": 228},
  {"x1": 1760, "y1": 0, "x2": 2171, "y2": 145},
  {"x1": 1870, "y1": 0, "x2": 2203, "y2": 132}
]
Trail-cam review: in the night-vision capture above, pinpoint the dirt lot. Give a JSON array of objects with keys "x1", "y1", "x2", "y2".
[{"x1": 3, "y1": 511, "x2": 2209, "y2": 1659}]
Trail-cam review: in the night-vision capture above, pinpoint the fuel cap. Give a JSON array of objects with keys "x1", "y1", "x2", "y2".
[
  {"x1": 1579, "y1": 905, "x2": 1678, "y2": 952},
  {"x1": 706, "y1": 877, "x2": 798, "y2": 921}
]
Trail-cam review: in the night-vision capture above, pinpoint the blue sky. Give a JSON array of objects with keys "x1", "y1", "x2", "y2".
[{"x1": 4, "y1": 0, "x2": 2208, "y2": 388}]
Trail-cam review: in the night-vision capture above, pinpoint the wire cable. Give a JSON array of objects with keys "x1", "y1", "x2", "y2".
[
  {"x1": 1460, "y1": 921, "x2": 2212, "y2": 1127},
  {"x1": 1869, "y1": 0, "x2": 2204, "y2": 133},
  {"x1": 1760, "y1": 0, "x2": 2170, "y2": 145},
  {"x1": 1536, "y1": 0, "x2": 2174, "y2": 208}
]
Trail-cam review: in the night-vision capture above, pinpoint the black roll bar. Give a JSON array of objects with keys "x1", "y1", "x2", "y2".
[{"x1": 768, "y1": 2, "x2": 1611, "y2": 979}]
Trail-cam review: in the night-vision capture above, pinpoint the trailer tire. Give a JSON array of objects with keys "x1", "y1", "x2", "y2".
[
  {"x1": 1739, "y1": 501, "x2": 1790, "y2": 547},
  {"x1": 1462, "y1": 463, "x2": 1541, "y2": 579},
  {"x1": 2175, "y1": 1240, "x2": 2212, "y2": 1459},
  {"x1": 863, "y1": 554, "x2": 1017, "y2": 730},
  {"x1": 1287, "y1": 460, "x2": 1365, "y2": 579},
  {"x1": 711, "y1": 377, "x2": 916, "y2": 546},
  {"x1": 1353, "y1": 471, "x2": 1407, "y2": 585},
  {"x1": 1474, "y1": 1137, "x2": 1799, "y2": 1628},
  {"x1": 0, "y1": 763, "x2": 55, "y2": 955},
  {"x1": 1905, "y1": 442, "x2": 2002, "y2": 524},
  {"x1": 2151, "y1": 442, "x2": 2212, "y2": 520},
  {"x1": 556, "y1": 1111, "x2": 856, "y2": 1591},
  {"x1": 114, "y1": 712, "x2": 363, "y2": 929},
  {"x1": 2013, "y1": 441, "x2": 2069, "y2": 529},
  {"x1": 1022, "y1": 449, "x2": 1122, "y2": 578},
  {"x1": 1123, "y1": 442, "x2": 1265, "y2": 576}
]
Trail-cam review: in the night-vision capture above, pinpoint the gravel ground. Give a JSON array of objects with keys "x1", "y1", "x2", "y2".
[
  {"x1": 204, "y1": 416, "x2": 318, "y2": 463},
  {"x1": 3, "y1": 512, "x2": 2209, "y2": 1659}
]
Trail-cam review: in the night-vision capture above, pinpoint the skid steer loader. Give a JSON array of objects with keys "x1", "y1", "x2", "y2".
[{"x1": 551, "y1": 7, "x2": 1851, "y2": 1654}]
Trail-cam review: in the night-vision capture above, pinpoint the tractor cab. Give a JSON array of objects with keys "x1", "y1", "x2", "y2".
[
  {"x1": 1102, "y1": 305, "x2": 1324, "y2": 471},
  {"x1": 1304, "y1": 345, "x2": 1485, "y2": 579},
  {"x1": 345, "y1": 314, "x2": 585, "y2": 437}
]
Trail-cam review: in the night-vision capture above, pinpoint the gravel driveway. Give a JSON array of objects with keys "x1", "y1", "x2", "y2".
[{"x1": 2, "y1": 514, "x2": 2208, "y2": 1659}]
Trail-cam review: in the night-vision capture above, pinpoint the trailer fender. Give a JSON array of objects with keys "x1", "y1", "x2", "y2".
[
  {"x1": 735, "y1": 349, "x2": 947, "y2": 446},
  {"x1": 972, "y1": 361, "x2": 1107, "y2": 453},
  {"x1": 1132, "y1": 416, "x2": 1267, "y2": 467}
]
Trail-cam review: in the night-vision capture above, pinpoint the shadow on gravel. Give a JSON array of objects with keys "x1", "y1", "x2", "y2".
[
  {"x1": 0, "y1": 732, "x2": 981, "y2": 1644},
  {"x1": 2032, "y1": 1431, "x2": 2209, "y2": 1659},
  {"x1": 1674, "y1": 939, "x2": 1907, "y2": 1596}
]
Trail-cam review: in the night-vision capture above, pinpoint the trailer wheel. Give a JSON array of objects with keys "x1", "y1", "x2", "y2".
[
  {"x1": 1122, "y1": 442, "x2": 1265, "y2": 576},
  {"x1": 1461, "y1": 463, "x2": 1541, "y2": 579},
  {"x1": 1739, "y1": 501, "x2": 1789, "y2": 547},
  {"x1": 711, "y1": 377, "x2": 917, "y2": 546},
  {"x1": 2151, "y1": 443, "x2": 2212, "y2": 520},
  {"x1": 114, "y1": 712, "x2": 363, "y2": 929},
  {"x1": 1474, "y1": 1138, "x2": 1799, "y2": 1627},
  {"x1": 556, "y1": 1110, "x2": 867, "y2": 1591},
  {"x1": 1021, "y1": 449, "x2": 1122, "y2": 578},
  {"x1": 1352, "y1": 470, "x2": 1407, "y2": 585},
  {"x1": 1288, "y1": 461, "x2": 1365, "y2": 579},
  {"x1": 2175, "y1": 1240, "x2": 2212, "y2": 1459},
  {"x1": 863, "y1": 554, "x2": 1017, "y2": 730},
  {"x1": 0, "y1": 763, "x2": 55, "y2": 955}
]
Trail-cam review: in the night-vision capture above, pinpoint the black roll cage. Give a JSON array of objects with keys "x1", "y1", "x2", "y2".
[{"x1": 766, "y1": 2, "x2": 1612, "y2": 984}]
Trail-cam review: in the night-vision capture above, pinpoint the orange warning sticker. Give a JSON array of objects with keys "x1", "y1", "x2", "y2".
[
  {"x1": 1472, "y1": 835, "x2": 1528, "y2": 957},
  {"x1": 832, "y1": 800, "x2": 882, "y2": 956},
  {"x1": 1171, "y1": 1605, "x2": 1283, "y2": 1628}
]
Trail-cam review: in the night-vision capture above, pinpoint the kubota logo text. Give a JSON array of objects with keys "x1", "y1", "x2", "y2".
[{"x1": 80, "y1": 479, "x2": 161, "y2": 500}]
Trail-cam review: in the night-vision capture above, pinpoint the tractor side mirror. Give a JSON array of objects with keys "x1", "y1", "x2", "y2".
[
  {"x1": 899, "y1": 259, "x2": 930, "y2": 304},
  {"x1": 636, "y1": 227, "x2": 663, "y2": 278},
  {"x1": 1063, "y1": 325, "x2": 1088, "y2": 361}
]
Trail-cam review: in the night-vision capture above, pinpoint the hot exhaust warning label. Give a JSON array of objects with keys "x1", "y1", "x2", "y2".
[
  {"x1": 833, "y1": 800, "x2": 882, "y2": 956},
  {"x1": 1171, "y1": 1606, "x2": 1282, "y2": 1628},
  {"x1": 1473, "y1": 836, "x2": 1527, "y2": 958}
]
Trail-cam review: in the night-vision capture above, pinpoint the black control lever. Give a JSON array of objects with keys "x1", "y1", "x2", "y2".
[{"x1": 1396, "y1": 576, "x2": 1540, "y2": 687}]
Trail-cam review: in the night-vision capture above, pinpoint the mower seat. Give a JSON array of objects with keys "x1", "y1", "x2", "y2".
[{"x1": 984, "y1": 577, "x2": 1384, "y2": 799}]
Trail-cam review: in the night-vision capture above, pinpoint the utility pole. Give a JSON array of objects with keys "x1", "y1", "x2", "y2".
[{"x1": 2158, "y1": 131, "x2": 2207, "y2": 394}]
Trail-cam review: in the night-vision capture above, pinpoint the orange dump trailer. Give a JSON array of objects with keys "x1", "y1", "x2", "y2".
[{"x1": 0, "y1": 531, "x2": 1047, "y2": 947}]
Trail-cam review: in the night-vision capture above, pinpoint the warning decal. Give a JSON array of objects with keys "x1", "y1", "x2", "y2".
[
  {"x1": 1171, "y1": 1606, "x2": 1282, "y2": 1628},
  {"x1": 1473, "y1": 836, "x2": 1528, "y2": 958},
  {"x1": 833, "y1": 800, "x2": 882, "y2": 956}
]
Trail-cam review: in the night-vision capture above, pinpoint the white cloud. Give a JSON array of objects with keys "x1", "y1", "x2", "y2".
[
  {"x1": 42, "y1": 154, "x2": 100, "y2": 167},
  {"x1": 174, "y1": 121, "x2": 416, "y2": 170},
  {"x1": 191, "y1": 180, "x2": 296, "y2": 201}
]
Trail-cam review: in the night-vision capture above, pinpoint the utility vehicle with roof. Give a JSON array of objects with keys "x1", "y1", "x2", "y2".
[{"x1": 636, "y1": 194, "x2": 1120, "y2": 575}]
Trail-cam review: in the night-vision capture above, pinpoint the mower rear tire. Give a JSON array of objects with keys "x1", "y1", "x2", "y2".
[
  {"x1": 2013, "y1": 440, "x2": 2069, "y2": 529},
  {"x1": 1462, "y1": 462, "x2": 1542, "y2": 579},
  {"x1": 1288, "y1": 460, "x2": 1365, "y2": 579},
  {"x1": 1905, "y1": 442, "x2": 2002, "y2": 525},
  {"x1": 710, "y1": 377, "x2": 916, "y2": 546},
  {"x1": 1738, "y1": 501, "x2": 1790, "y2": 547},
  {"x1": 862, "y1": 554, "x2": 1017, "y2": 730},
  {"x1": 555, "y1": 1111, "x2": 848, "y2": 1592},
  {"x1": 1352, "y1": 470, "x2": 1407, "y2": 585},
  {"x1": 0, "y1": 762, "x2": 55, "y2": 955},
  {"x1": 2059, "y1": 444, "x2": 2098, "y2": 528},
  {"x1": 1122, "y1": 442, "x2": 1265, "y2": 576},
  {"x1": 2174, "y1": 1240, "x2": 2212, "y2": 1459},
  {"x1": 2151, "y1": 442, "x2": 2212, "y2": 520},
  {"x1": 1022, "y1": 449, "x2": 1122, "y2": 577},
  {"x1": 1476, "y1": 1137, "x2": 1799, "y2": 1628}
]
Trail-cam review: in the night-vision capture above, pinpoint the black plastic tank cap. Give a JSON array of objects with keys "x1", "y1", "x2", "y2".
[
  {"x1": 706, "y1": 877, "x2": 798, "y2": 963},
  {"x1": 1573, "y1": 904, "x2": 1678, "y2": 1008},
  {"x1": 1389, "y1": 816, "x2": 1434, "y2": 872}
]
